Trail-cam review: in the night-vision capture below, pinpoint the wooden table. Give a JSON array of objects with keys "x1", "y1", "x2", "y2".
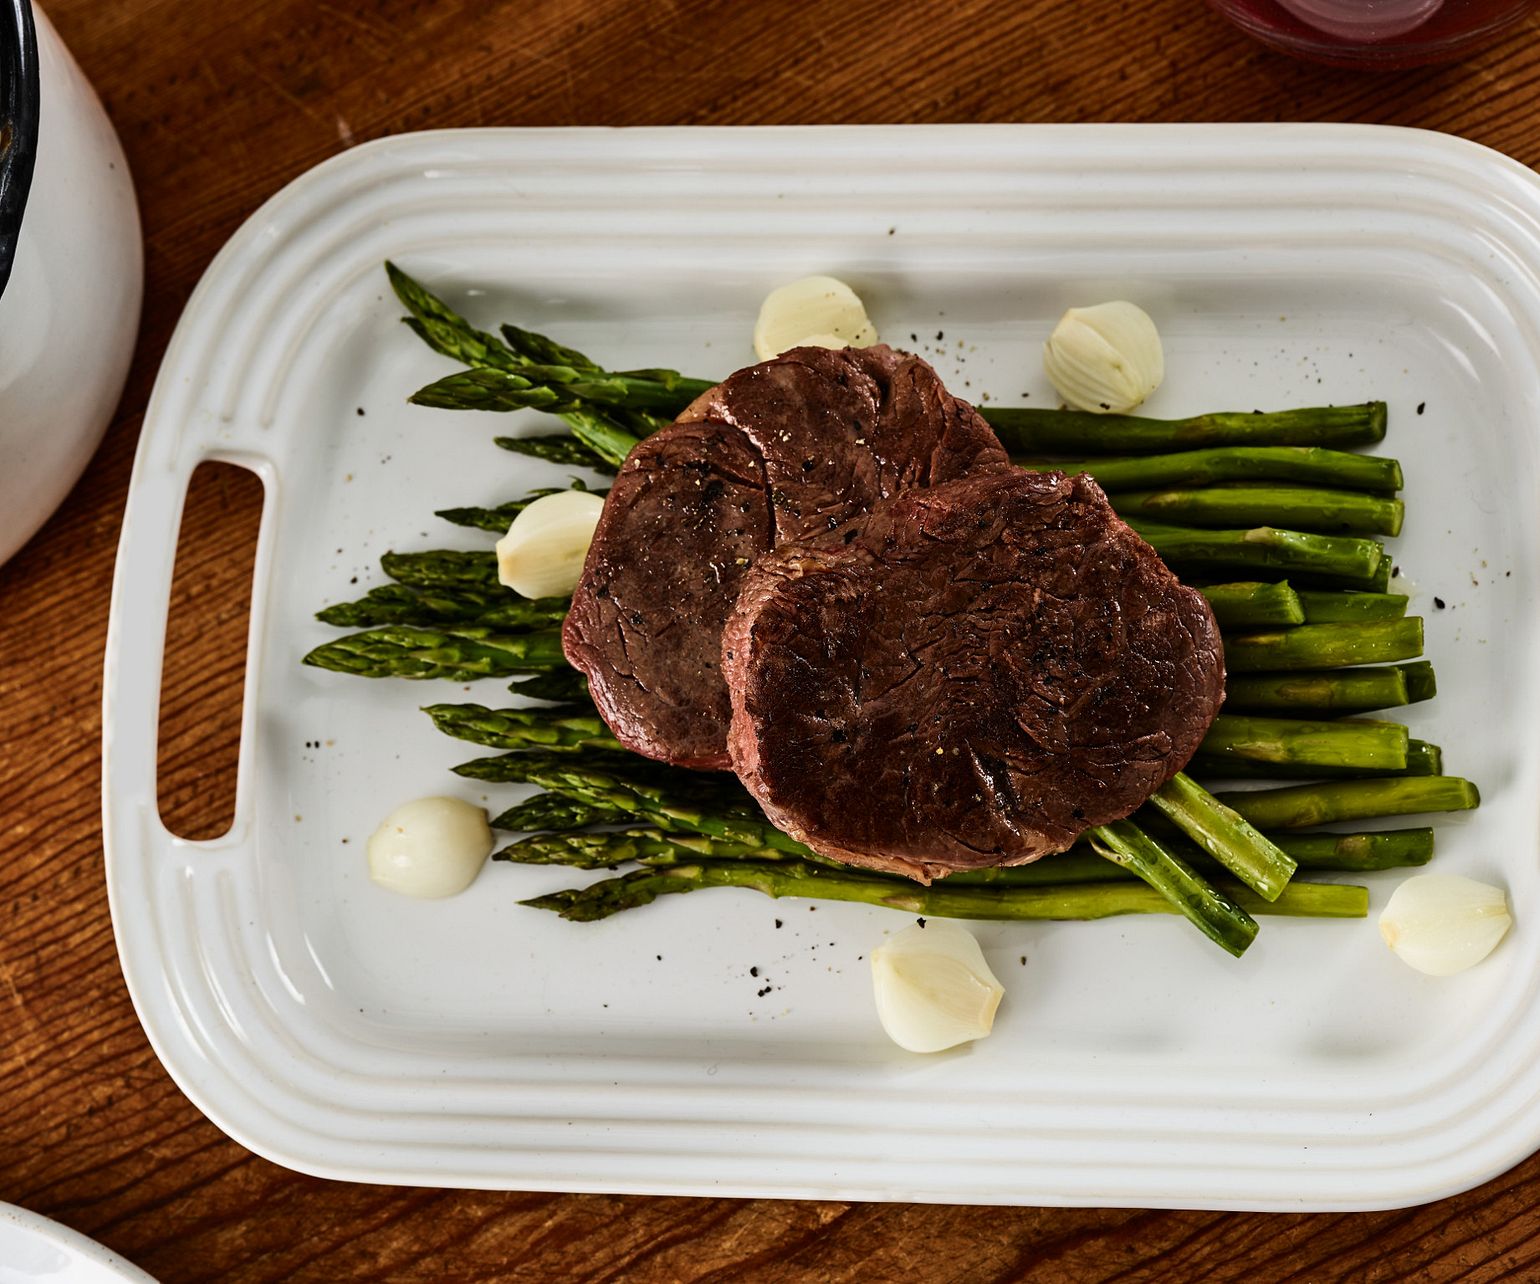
[{"x1": 5, "y1": 1, "x2": 1540, "y2": 1278}]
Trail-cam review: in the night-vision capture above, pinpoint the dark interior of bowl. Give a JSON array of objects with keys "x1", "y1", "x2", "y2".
[{"x1": 0, "y1": 0, "x2": 38, "y2": 304}]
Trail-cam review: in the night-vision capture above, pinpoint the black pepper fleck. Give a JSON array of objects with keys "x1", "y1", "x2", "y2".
[
  {"x1": 1434, "y1": 596, "x2": 1446, "y2": 609},
  {"x1": 750, "y1": 966, "x2": 759, "y2": 977},
  {"x1": 1417, "y1": 402, "x2": 1426, "y2": 415},
  {"x1": 774, "y1": 918, "x2": 783, "y2": 929},
  {"x1": 916, "y1": 917, "x2": 927, "y2": 928}
]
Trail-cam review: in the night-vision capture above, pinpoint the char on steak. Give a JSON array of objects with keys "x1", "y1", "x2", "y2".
[
  {"x1": 721, "y1": 469, "x2": 1225, "y2": 882},
  {"x1": 562, "y1": 344, "x2": 1009, "y2": 768}
]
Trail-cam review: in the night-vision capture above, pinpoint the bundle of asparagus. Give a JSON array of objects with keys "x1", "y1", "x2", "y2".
[{"x1": 301, "y1": 265, "x2": 1481, "y2": 956}]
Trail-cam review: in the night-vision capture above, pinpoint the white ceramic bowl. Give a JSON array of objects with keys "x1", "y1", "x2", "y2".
[{"x1": 0, "y1": 2, "x2": 141, "y2": 567}]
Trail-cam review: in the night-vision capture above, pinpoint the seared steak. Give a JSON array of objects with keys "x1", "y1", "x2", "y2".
[
  {"x1": 721, "y1": 470, "x2": 1225, "y2": 882},
  {"x1": 562, "y1": 345, "x2": 1008, "y2": 768}
]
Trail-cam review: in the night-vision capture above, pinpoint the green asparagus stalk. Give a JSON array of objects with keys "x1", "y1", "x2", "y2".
[
  {"x1": 1019, "y1": 446, "x2": 1402, "y2": 494},
  {"x1": 494, "y1": 433, "x2": 614, "y2": 471},
  {"x1": 438, "y1": 486, "x2": 607, "y2": 534},
  {"x1": 303, "y1": 626, "x2": 567, "y2": 680},
  {"x1": 1223, "y1": 618, "x2": 1423, "y2": 672},
  {"x1": 1223, "y1": 666, "x2": 1411, "y2": 714},
  {"x1": 1271, "y1": 828, "x2": 1433, "y2": 869},
  {"x1": 1201, "y1": 582, "x2": 1306, "y2": 628},
  {"x1": 1407, "y1": 740, "x2": 1442, "y2": 776},
  {"x1": 425, "y1": 703, "x2": 619, "y2": 752},
  {"x1": 496, "y1": 323, "x2": 603, "y2": 372},
  {"x1": 520, "y1": 857, "x2": 1365, "y2": 927},
  {"x1": 453, "y1": 751, "x2": 784, "y2": 841},
  {"x1": 956, "y1": 828, "x2": 1432, "y2": 877},
  {"x1": 316, "y1": 584, "x2": 568, "y2": 630},
  {"x1": 1215, "y1": 776, "x2": 1480, "y2": 829},
  {"x1": 381, "y1": 549, "x2": 501, "y2": 591},
  {"x1": 489, "y1": 793, "x2": 631, "y2": 834},
  {"x1": 386, "y1": 263, "x2": 647, "y2": 465},
  {"x1": 985, "y1": 403, "x2": 1386, "y2": 454},
  {"x1": 418, "y1": 368, "x2": 652, "y2": 462},
  {"x1": 1112, "y1": 485, "x2": 1402, "y2": 536},
  {"x1": 509, "y1": 670, "x2": 590, "y2": 703},
  {"x1": 1189, "y1": 737, "x2": 1441, "y2": 781},
  {"x1": 1147, "y1": 772, "x2": 1297, "y2": 901},
  {"x1": 1087, "y1": 820, "x2": 1259, "y2": 955},
  {"x1": 1124, "y1": 520, "x2": 1384, "y2": 587},
  {"x1": 385, "y1": 261, "x2": 526, "y2": 373},
  {"x1": 1297, "y1": 590, "x2": 1409, "y2": 623},
  {"x1": 1199, "y1": 584, "x2": 1410, "y2": 630},
  {"x1": 493, "y1": 825, "x2": 1434, "y2": 879},
  {"x1": 1399, "y1": 661, "x2": 1438, "y2": 702},
  {"x1": 1199, "y1": 715, "x2": 1409, "y2": 773}
]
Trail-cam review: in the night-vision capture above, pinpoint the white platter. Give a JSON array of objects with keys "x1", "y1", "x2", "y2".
[
  {"x1": 104, "y1": 125, "x2": 1540, "y2": 1210},
  {"x1": 0, "y1": 1203, "x2": 156, "y2": 1284}
]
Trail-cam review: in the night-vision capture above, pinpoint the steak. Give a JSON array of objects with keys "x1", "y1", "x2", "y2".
[
  {"x1": 721, "y1": 470, "x2": 1225, "y2": 882},
  {"x1": 562, "y1": 345, "x2": 1009, "y2": 768}
]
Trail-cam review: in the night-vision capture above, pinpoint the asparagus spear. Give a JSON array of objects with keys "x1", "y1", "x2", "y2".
[
  {"x1": 453, "y1": 751, "x2": 785, "y2": 841},
  {"x1": 1199, "y1": 715, "x2": 1409, "y2": 773},
  {"x1": 1201, "y1": 582, "x2": 1306, "y2": 628},
  {"x1": 1147, "y1": 772, "x2": 1297, "y2": 901},
  {"x1": 381, "y1": 549, "x2": 501, "y2": 591},
  {"x1": 418, "y1": 369, "x2": 650, "y2": 462},
  {"x1": 425, "y1": 703, "x2": 619, "y2": 752},
  {"x1": 1297, "y1": 590, "x2": 1409, "y2": 623},
  {"x1": 1223, "y1": 666, "x2": 1411, "y2": 714},
  {"x1": 1215, "y1": 777, "x2": 1480, "y2": 829},
  {"x1": 1019, "y1": 446, "x2": 1402, "y2": 494},
  {"x1": 497, "y1": 323, "x2": 604, "y2": 372},
  {"x1": 438, "y1": 486, "x2": 607, "y2": 534},
  {"x1": 1402, "y1": 661, "x2": 1437, "y2": 702},
  {"x1": 385, "y1": 261, "x2": 526, "y2": 373},
  {"x1": 1223, "y1": 618, "x2": 1423, "y2": 672},
  {"x1": 489, "y1": 793, "x2": 629, "y2": 834},
  {"x1": 984, "y1": 403, "x2": 1387, "y2": 454},
  {"x1": 521, "y1": 858, "x2": 1366, "y2": 926},
  {"x1": 509, "y1": 670, "x2": 590, "y2": 703},
  {"x1": 303, "y1": 626, "x2": 567, "y2": 680},
  {"x1": 494, "y1": 825, "x2": 1434, "y2": 878},
  {"x1": 494, "y1": 433, "x2": 614, "y2": 471},
  {"x1": 1125, "y1": 520, "x2": 1384, "y2": 587},
  {"x1": 386, "y1": 263, "x2": 646, "y2": 465},
  {"x1": 1271, "y1": 828, "x2": 1433, "y2": 870},
  {"x1": 1088, "y1": 820, "x2": 1258, "y2": 955},
  {"x1": 1117, "y1": 485, "x2": 1402, "y2": 537},
  {"x1": 1189, "y1": 737, "x2": 1441, "y2": 781},
  {"x1": 1406, "y1": 740, "x2": 1442, "y2": 776},
  {"x1": 316, "y1": 584, "x2": 568, "y2": 630}
]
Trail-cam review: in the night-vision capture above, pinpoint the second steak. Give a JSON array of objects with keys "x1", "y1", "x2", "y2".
[{"x1": 722, "y1": 469, "x2": 1226, "y2": 882}]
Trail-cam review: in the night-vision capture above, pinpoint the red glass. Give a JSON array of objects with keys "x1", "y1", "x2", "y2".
[{"x1": 1207, "y1": 0, "x2": 1537, "y2": 66}]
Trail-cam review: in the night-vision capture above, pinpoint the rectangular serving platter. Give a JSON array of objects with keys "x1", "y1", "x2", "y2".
[{"x1": 104, "y1": 124, "x2": 1540, "y2": 1209}]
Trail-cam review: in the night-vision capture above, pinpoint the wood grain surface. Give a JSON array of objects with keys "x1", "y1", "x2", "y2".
[{"x1": 6, "y1": 1, "x2": 1540, "y2": 1279}]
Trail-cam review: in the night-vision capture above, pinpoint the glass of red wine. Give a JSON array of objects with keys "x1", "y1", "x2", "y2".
[{"x1": 1208, "y1": 0, "x2": 1536, "y2": 66}]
